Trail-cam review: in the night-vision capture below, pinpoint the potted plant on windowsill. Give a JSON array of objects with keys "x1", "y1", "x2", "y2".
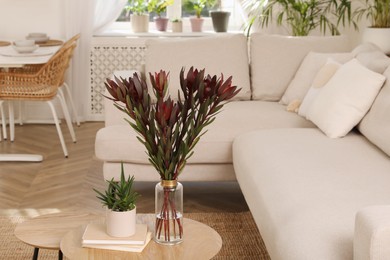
[
  {"x1": 171, "y1": 18, "x2": 183, "y2": 32},
  {"x1": 210, "y1": 0, "x2": 230, "y2": 32},
  {"x1": 242, "y1": 0, "x2": 356, "y2": 36},
  {"x1": 148, "y1": 0, "x2": 174, "y2": 32},
  {"x1": 94, "y1": 162, "x2": 140, "y2": 237},
  {"x1": 127, "y1": 0, "x2": 150, "y2": 33},
  {"x1": 353, "y1": 0, "x2": 390, "y2": 54},
  {"x1": 184, "y1": 0, "x2": 217, "y2": 32}
]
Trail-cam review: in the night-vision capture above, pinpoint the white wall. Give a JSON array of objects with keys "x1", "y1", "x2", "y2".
[{"x1": 0, "y1": 0, "x2": 65, "y2": 41}]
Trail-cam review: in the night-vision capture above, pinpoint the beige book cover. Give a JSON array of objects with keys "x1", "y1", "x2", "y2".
[
  {"x1": 82, "y1": 232, "x2": 152, "y2": 253},
  {"x1": 82, "y1": 222, "x2": 148, "y2": 245}
]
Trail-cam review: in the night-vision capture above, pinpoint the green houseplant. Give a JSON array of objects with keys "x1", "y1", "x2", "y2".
[
  {"x1": 127, "y1": 0, "x2": 150, "y2": 32},
  {"x1": 184, "y1": 0, "x2": 217, "y2": 31},
  {"x1": 104, "y1": 68, "x2": 240, "y2": 244},
  {"x1": 353, "y1": 0, "x2": 390, "y2": 53},
  {"x1": 243, "y1": 0, "x2": 355, "y2": 36},
  {"x1": 148, "y1": 0, "x2": 174, "y2": 31},
  {"x1": 94, "y1": 162, "x2": 140, "y2": 237}
]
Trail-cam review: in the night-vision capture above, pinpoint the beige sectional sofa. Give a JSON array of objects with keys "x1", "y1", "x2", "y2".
[{"x1": 95, "y1": 33, "x2": 390, "y2": 259}]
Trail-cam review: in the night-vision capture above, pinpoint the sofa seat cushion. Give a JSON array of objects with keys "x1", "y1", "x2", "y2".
[
  {"x1": 95, "y1": 101, "x2": 315, "y2": 165},
  {"x1": 233, "y1": 128, "x2": 390, "y2": 260}
]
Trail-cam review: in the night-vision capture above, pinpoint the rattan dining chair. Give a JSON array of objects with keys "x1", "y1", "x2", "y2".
[
  {"x1": 0, "y1": 43, "x2": 77, "y2": 157},
  {"x1": 59, "y1": 33, "x2": 81, "y2": 126}
]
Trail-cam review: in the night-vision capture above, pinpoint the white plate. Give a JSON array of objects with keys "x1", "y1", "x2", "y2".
[
  {"x1": 0, "y1": 47, "x2": 53, "y2": 57},
  {"x1": 12, "y1": 44, "x2": 39, "y2": 54}
]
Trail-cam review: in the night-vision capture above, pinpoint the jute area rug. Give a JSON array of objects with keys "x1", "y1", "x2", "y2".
[{"x1": 0, "y1": 212, "x2": 270, "y2": 259}]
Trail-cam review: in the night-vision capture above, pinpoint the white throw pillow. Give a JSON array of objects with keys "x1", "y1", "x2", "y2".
[
  {"x1": 306, "y1": 59, "x2": 386, "y2": 138},
  {"x1": 298, "y1": 59, "x2": 342, "y2": 117},
  {"x1": 280, "y1": 52, "x2": 353, "y2": 105}
]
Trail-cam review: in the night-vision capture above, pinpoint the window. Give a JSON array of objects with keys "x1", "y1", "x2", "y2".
[{"x1": 114, "y1": 0, "x2": 245, "y2": 32}]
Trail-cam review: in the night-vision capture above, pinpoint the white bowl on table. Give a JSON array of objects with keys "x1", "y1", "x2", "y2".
[
  {"x1": 14, "y1": 39, "x2": 35, "y2": 47},
  {"x1": 12, "y1": 44, "x2": 39, "y2": 54}
]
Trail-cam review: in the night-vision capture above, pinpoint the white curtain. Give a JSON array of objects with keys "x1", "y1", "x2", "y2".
[
  {"x1": 94, "y1": 0, "x2": 127, "y2": 34},
  {"x1": 64, "y1": 0, "x2": 126, "y2": 121}
]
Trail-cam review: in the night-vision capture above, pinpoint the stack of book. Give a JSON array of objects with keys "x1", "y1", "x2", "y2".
[{"x1": 81, "y1": 222, "x2": 152, "y2": 253}]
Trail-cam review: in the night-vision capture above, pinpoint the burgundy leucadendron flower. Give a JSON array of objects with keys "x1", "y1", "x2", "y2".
[{"x1": 104, "y1": 66, "x2": 240, "y2": 243}]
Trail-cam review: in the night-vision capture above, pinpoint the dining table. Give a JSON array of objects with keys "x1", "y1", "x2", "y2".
[{"x1": 0, "y1": 40, "x2": 62, "y2": 162}]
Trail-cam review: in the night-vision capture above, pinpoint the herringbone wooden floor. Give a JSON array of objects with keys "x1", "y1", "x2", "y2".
[{"x1": 0, "y1": 122, "x2": 248, "y2": 218}]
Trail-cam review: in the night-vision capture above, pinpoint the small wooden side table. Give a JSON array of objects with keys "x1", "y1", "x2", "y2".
[
  {"x1": 14, "y1": 212, "x2": 100, "y2": 260},
  {"x1": 61, "y1": 215, "x2": 222, "y2": 260}
]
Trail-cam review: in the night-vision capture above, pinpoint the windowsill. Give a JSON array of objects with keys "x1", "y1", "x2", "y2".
[
  {"x1": 94, "y1": 29, "x2": 243, "y2": 37},
  {"x1": 93, "y1": 20, "x2": 244, "y2": 38}
]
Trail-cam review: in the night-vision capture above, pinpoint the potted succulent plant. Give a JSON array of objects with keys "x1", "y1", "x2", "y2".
[
  {"x1": 353, "y1": 0, "x2": 390, "y2": 54},
  {"x1": 127, "y1": 0, "x2": 150, "y2": 33},
  {"x1": 210, "y1": 0, "x2": 230, "y2": 32},
  {"x1": 171, "y1": 18, "x2": 183, "y2": 32},
  {"x1": 184, "y1": 0, "x2": 217, "y2": 32},
  {"x1": 148, "y1": 0, "x2": 174, "y2": 31},
  {"x1": 94, "y1": 162, "x2": 140, "y2": 237},
  {"x1": 242, "y1": 0, "x2": 355, "y2": 36}
]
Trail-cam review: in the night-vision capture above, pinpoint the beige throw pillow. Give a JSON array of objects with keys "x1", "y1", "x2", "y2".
[
  {"x1": 298, "y1": 59, "x2": 342, "y2": 118},
  {"x1": 306, "y1": 59, "x2": 386, "y2": 138},
  {"x1": 280, "y1": 52, "x2": 353, "y2": 105}
]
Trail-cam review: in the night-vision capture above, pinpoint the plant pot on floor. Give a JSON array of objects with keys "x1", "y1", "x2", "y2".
[
  {"x1": 131, "y1": 14, "x2": 150, "y2": 33},
  {"x1": 210, "y1": 11, "x2": 230, "y2": 32},
  {"x1": 106, "y1": 207, "x2": 137, "y2": 237},
  {"x1": 154, "y1": 17, "x2": 169, "y2": 32},
  {"x1": 190, "y1": 17, "x2": 204, "y2": 32},
  {"x1": 362, "y1": 27, "x2": 390, "y2": 55}
]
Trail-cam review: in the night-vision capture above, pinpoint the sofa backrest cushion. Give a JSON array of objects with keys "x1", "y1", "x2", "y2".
[
  {"x1": 250, "y1": 34, "x2": 351, "y2": 101},
  {"x1": 144, "y1": 34, "x2": 251, "y2": 101},
  {"x1": 359, "y1": 65, "x2": 390, "y2": 156}
]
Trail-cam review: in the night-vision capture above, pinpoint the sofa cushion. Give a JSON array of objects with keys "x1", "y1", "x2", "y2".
[
  {"x1": 306, "y1": 59, "x2": 385, "y2": 138},
  {"x1": 355, "y1": 50, "x2": 390, "y2": 74},
  {"x1": 144, "y1": 34, "x2": 251, "y2": 101},
  {"x1": 95, "y1": 101, "x2": 315, "y2": 165},
  {"x1": 250, "y1": 34, "x2": 351, "y2": 101},
  {"x1": 280, "y1": 52, "x2": 352, "y2": 105},
  {"x1": 358, "y1": 66, "x2": 390, "y2": 157},
  {"x1": 233, "y1": 128, "x2": 390, "y2": 260}
]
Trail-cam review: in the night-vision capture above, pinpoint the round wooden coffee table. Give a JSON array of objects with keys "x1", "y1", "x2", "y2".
[
  {"x1": 14, "y1": 212, "x2": 100, "y2": 260},
  {"x1": 61, "y1": 214, "x2": 222, "y2": 260}
]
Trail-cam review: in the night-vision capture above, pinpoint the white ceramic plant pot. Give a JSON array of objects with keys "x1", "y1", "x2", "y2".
[
  {"x1": 362, "y1": 27, "x2": 390, "y2": 55},
  {"x1": 171, "y1": 21, "x2": 183, "y2": 33},
  {"x1": 131, "y1": 14, "x2": 149, "y2": 33},
  {"x1": 106, "y1": 207, "x2": 136, "y2": 237}
]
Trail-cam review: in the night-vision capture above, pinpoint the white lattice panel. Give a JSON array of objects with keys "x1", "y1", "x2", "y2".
[{"x1": 89, "y1": 37, "x2": 147, "y2": 121}]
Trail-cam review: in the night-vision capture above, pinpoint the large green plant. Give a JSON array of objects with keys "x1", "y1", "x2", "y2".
[
  {"x1": 353, "y1": 0, "x2": 390, "y2": 27},
  {"x1": 183, "y1": 0, "x2": 217, "y2": 18},
  {"x1": 148, "y1": 0, "x2": 174, "y2": 17},
  {"x1": 126, "y1": 0, "x2": 149, "y2": 15},
  {"x1": 243, "y1": 0, "x2": 356, "y2": 36},
  {"x1": 94, "y1": 162, "x2": 140, "y2": 212}
]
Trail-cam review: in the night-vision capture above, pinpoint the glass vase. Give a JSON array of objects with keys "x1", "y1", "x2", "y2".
[{"x1": 154, "y1": 180, "x2": 183, "y2": 245}]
